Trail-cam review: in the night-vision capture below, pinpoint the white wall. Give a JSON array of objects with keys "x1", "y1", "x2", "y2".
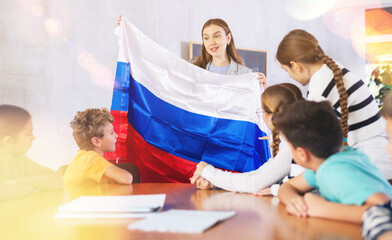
[{"x1": 1, "y1": 0, "x2": 390, "y2": 169}]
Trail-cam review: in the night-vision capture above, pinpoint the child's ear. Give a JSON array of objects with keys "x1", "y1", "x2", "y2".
[
  {"x1": 289, "y1": 61, "x2": 302, "y2": 74},
  {"x1": 91, "y1": 137, "x2": 101, "y2": 148},
  {"x1": 295, "y1": 146, "x2": 311, "y2": 164},
  {"x1": 1, "y1": 136, "x2": 14, "y2": 147}
]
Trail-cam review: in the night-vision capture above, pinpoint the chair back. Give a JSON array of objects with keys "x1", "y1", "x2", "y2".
[{"x1": 115, "y1": 162, "x2": 141, "y2": 183}]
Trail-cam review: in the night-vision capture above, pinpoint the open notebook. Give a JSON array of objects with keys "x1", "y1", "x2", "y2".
[{"x1": 54, "y1": 194, "x2": 166, "y2": 219}]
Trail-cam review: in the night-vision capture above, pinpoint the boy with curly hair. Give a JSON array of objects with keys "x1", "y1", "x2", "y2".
[{"x1": 64, "y1": 108, "x2": 133, "y2": 184}]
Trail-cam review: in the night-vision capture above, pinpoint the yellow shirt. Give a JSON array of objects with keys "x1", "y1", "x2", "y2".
[{"x1": 63, "y1": 150, "x2": 113, "y2": 184}]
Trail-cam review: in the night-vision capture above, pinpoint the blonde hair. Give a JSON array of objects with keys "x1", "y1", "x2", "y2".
[
  {"x1": 70, "y1": 108, "x2": 113, "y2": 150},
  {"x1": 276, "y1": 29, "x2": 349, "y2": 145},
  {"x1": 262, "y1": 84, "x2": 303, "y2": 157},
  {"x1": 193, "y1": 18, "x2": 244, "y2": 69}
]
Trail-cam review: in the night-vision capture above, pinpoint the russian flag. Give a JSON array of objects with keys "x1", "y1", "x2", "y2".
[{"x1": 106, "y1": 17, "x2": 270, "y2": 183}]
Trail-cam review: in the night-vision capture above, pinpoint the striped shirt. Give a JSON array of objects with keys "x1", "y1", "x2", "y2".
[{"x1": 307, "y1": 64, "x2": 385, "y2": 146}]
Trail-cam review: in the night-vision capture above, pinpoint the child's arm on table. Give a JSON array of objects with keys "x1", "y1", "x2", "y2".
[
  {"x1": 303, "y1": 192, "x2": 367, "y2": 224},
  {"x1": 191, "y1": 139, "x2": 292, "y2": 193},
  {"x1": 280, "y1": 179, "x2": 389, "y2": 223},
  {"x1": 0, "y1": 182, "x2": 34, "y2": 200},
  {"x1": 104, "y1": 165, "x2": 133, "y2": 184},
  {"x1": 190, "y1": 162, "x2": 213, "y2": 189},
  {"x1": 15, "y1": 174, "x2": 63, "y2": 191},
  {"x1": 16, "y1": 157, "x2": 63, "y2": 191},
  {"x1": 190, "y1": 175, "x2": 212, "y2": 189},
  {"x1": 278, "y1": 174, "x2": 313, "y2": 217}
]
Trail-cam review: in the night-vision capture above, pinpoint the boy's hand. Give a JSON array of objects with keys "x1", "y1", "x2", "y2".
[
  {"x1": 303, "y1": 192, "x2": 327, "y2": 217},
  {"x1": 254, "y1": 187, "x2": 272, "y2": 196},
  {"x1": 286, "y1": 195, "x2": 308, "y2": 217}
]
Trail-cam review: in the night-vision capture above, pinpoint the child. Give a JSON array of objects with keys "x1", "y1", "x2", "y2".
[
  {"x1": 275, "y1": 100, "x2": 392, "y2": 227},
  {"x1": 0, "y1": 105, "x2": 63, "y2": 200},
  {"x1": 276, "y1": 29, "x2": 392, "y2": 180},
  {"x1": 382, "y1": 91, "x2": 392, "y2": 161},
  {"x1": 190, "y1": 83, "x2": 304, "y2": 195},
  {"x1": 361, "y1": 93, "x2": 392, "y2": 240},
  {"x1": 64, "y1": 108, "x2": 133, "y2": 184}
]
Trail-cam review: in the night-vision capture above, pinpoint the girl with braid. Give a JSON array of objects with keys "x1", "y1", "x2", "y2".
[
  {"x1": 190, "y1": 84, "x2": 304, "y2": 195},
  {"x1": 276, "y1": 29, "x2": 392, "y2": 180}
]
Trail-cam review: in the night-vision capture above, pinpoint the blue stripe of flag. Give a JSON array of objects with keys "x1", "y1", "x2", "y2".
[{"x1": 117, "y1": 61, "x2": 270, "y2": 172}]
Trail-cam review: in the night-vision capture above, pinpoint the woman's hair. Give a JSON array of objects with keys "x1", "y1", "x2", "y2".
[
  {"x1": 261, "y1": 84, "x2": 302, "y2": 157},
  {"x1": 193, "y1": 18, "x2": 244, "y2": 69},
  {"x1": 276, "y1": 29, "x2": 349, "y2": 145},
  {"x1": 0, "y1": 105, "x2": 31, "y2": 140},
  {"x1": 70, "y1": 108, "x2": 114, "y2": 150}
]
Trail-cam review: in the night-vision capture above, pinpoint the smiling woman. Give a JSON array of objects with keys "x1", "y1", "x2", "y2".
[
  {"x1": 193, "y1": 18, "x2": 247, "y2": 73},
  {"x1": 192, "y1": 18, "x2": 266, "y2": 85}
]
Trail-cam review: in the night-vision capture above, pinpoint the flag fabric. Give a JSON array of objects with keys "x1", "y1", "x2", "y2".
[{"x1": 106, "y1": 17, "x2": 270, "y2": 183}]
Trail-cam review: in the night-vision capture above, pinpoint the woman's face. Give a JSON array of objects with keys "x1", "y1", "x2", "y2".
[{"x1": 202, "y1": 24, "x2": 231, "y2": 60}]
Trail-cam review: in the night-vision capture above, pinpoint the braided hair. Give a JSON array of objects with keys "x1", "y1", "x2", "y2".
[
  {"x1": 276, "y1": 29, "x2": 349, "y2": 145},
  {"x1": 261, "y1": 84, "x2": 302, "y2": 157}
]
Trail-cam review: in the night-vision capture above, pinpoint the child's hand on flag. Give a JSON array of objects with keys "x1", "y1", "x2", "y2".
[{"x1": 258, "y1": 136, "x2": 271, "y2": 141}]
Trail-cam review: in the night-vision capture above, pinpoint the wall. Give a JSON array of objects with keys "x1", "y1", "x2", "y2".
[{"x1": 1, "y1": 0, "x2": 390, "y2": 169}]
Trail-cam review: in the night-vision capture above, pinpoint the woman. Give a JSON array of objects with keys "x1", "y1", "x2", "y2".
[{"x1": 193, "y1": 18, "x2": 266, "y2": 87}]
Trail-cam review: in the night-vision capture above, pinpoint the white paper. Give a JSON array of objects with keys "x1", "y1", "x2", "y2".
[
  {"x1": 57, "y1": 194, "x2": 166, "y2": 213},
  {"x1": 54, "y1": 212, "x2": 154, "y2": 220},
  {"x1": 128, "y1": 209, "x2": 236, "y2": 234}
]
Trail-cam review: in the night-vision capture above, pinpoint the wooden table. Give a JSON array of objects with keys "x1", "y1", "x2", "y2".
[{"x1": 0, "y1": 183, "x2": 361, "y2": 240}]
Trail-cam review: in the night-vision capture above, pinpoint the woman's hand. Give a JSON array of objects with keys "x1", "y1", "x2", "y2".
[
  {"x1": 116, "y1": 15, "x2": 122, "y2": 27},
  {"x1": 257, "y1": 72, "x2": 267, "y2": 90}
]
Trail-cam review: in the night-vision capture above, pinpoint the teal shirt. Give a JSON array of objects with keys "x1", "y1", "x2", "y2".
[{"x1": 304, "y1": 147, "x2": 392, "y2": 205}]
